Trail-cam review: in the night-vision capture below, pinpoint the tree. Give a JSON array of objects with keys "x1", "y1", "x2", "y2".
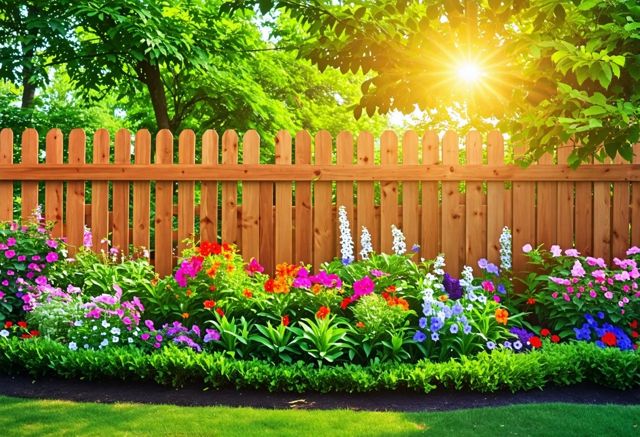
[{"x1": 224, "y1": 0, "x2": 640, "y2": 165}]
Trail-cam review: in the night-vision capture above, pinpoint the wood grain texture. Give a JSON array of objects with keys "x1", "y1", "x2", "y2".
[
  {"x1": 0, "y1": 129, "x2": 13, "y2": 222},
  {"x1": 574, "y1": 152, "x2": 594, "y2": 256},
  {"x1": 556, "y1": 142, "x2": 575, "y2": 249},
  {"x1": 314, "y1": 131, "x2": 334, "y2": 269},
  {"x1": 336, "y1": 132, "x2": 354, "y2": 252},
  {"x1": 486, "y1": 131, "x2": 505, "y2": 264},
  {"x1": 632, "y1": 142, "x2": 640, "y2": 247},
  {"x1": 402, "y1": 131, "x2": 420, "y2": 252},
  {"x1": 66, "y1": 129, "x2": 86, "y2": 256},
  {"x1": 357, "y1": 132, "x2": 376, "y2": 254},
  {"x1": 512, "y1": 143, "x2": 535, "y2": 274},
  {"x1": 242, "y1": 130, "x2": 261, "y2": 262},
  {"x1": 295, "y1": 130, "x2": 313, "y2": 265},
  {"x1": 199, "y1": 130, "x2": 218, "y2": 242},
  {"x1": 380, "y1": 130, "x2": 399, "y2": 253},
  {"x1": 612, "y1": 154, "x2": 630, "y2": 258},
  {"x1": 275, "y1": 131, "x2": 293, "y2": 263},
  {"x1": 465, "y1": 131, "x2": 485, "y2": 268},
  {"x1": 91, "y1": 129, "x2": 110, "y2": 253},
  {"x1": 536, "y1": 149, "x2": 557, "y2": 247},
  {"x1": 133, "y1": 130, "x2": 151, "y2": 250},
  {"x1": 221, "y1": 130, "x2": 239, "y2": 246},
  {"x1": 177, "y1": 130, "x2": 196, "y2": 255},
  {"x1": 593, "y1": 157, "x2": 612, "y2": 262},
  {"x1": 113, "y1": 129, "x2": 131, "y2": 255},
  {"x1": 154, "y1": 130, "x2": 174, "y2": 276},
  {"x1": 21, "y1": 129, "x2": 39, "y2": 221},
  {"x1": 441, "y1": 131, "x2": 463, "y2": 274},
  {"x1": 421, "y1": 131, "x2": 440, "y2": 260},
  {"x1": 45, "y1": 129, "x2": 64, "y2": 237}
]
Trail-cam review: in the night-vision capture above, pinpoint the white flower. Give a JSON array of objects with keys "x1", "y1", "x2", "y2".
[
  {"x1": 84, "y1": 344, "x2": 90, "y2": 349},
  {"x1": 359, "y1": 226, "x2": 373, "y2": 259},
  {"x1": 92, "y1": 326, "x2": 97, "y2": 331},
  {"x1": 338, "y1": 206, "x2": 354, "y2": 264},
  {"x1": 433, "y1": 255, "x2": 446, "y2": 276},
  {"x1": 110, "y1": 327, "x2": 121, "y2": 335},
  {"x1": 0, "y1": 330, "x2": 9, "y2": 338},
  {"x1": 100, "y1": 339, "x2": 109, "y2": 348},
  {"x1": 391, "y1": 225, "x2": 407, "y2": 255},
  {"x1": 112, "y1": 336, "x2": 120, "y2": 343},
  {"x1": 499, "y1": 227, "x2": 512, "y2": 270},
  {"x1": 73, "y1": 320, "x2": 83, "y2": 327},
  {"x1": 101, "y1": 320, "x2": 110, "y2": 328},
  {"x1": 68, "y1": 342, "x2": 78, "y2": 351},
  {"x1": 127, "y1": 337, "x2": 134, "y2": 344}
]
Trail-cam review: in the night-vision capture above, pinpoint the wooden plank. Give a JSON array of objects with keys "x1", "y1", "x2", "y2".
[
  {"x1": 295, "y1": 130, "x2": 313, "y2": 265},
  {"x1": 441, "y1": 131, "x2": 463, "y2": 274},
  {"x1": 221, "y1": 130, "x2": 239, "y2": 246},
  {"x1": 421, "y1": 131, "x2": 440, "y2": 259},
  {"x1": 556, "y1": 142, "x2": 574, "y2": 249},
  {"x1": 593, "y1": 156, "x2": 612, "y2": 262},
  {"x1": 574, "y1": 151, "x2": 593, "y2": 256},
  {"x1": 91, "y1": 129, "x2": 110, "y2": 253},
  {"x1": 133, "y1": 130, "x2": 151, "y2": 250},
  {"x1": 154, "y1": 130, "x2": 174, "y2": 276},
  {"x1": 511, "y1": 143, "x2": 536, "y2": 274},
  {"x1": 113, "y1": 129, "x2": 131, "y2": 255},
  {"x1": 402, "y1": 131, "x2": 420, "y2": 252},
  {"x1": 632, "y1": 142, "x2": 640, "y2": 247},
  {"x1": 242, "y1": 130, "x2": 261, "y2": 262},
  {"x1": 259, "y1": 181, "x2": 274, "y2": 274},
  {"x1": 336, "y1": 131, "x2": 354, "y2": 250},
  {"x1": 536, "y1": 149, "x2": 557, "y2": 247},
  {"x1": 612, "y1": 153, "x2": 630, "y2": 258},
  {"x1": 45, "y1": 129, "x2": 64, "y2": 237},
  {"x1": 0, "y1": 129, "x2": 13, "y2": 222},
  {"x1": 21, "y1": 128, "x2": 39, "y2": 221},
  {"x1": 275, "y1": 131, "x2": 293, "y2": 263},
  {"x1": 486, "y1": 131, "x2": 505, "y2": 264},
  {"x1": 356, "y1": 132, "x2": 376, "y2": 255},
  {"x1": 314, "y1": 131, "x2": 334, "y2": 269},
  {"x1": 66, "y1": 129, "x2": 86, "y2": 256},
  {"x1": 465, "y1": 131, "x2": 485, "y2": 268},
  {"x1": 177, "y1": 130, "x2": 196, "y2": 255},
  {"x1": 380, "y1": 131, "x2": 399, "y2": 253},
  {"x1": 199, "y1": 130, "x2": 218, "y2": 242},
  {"x1": 1, "y1": 163, "x2": 640, "y2": 182}
]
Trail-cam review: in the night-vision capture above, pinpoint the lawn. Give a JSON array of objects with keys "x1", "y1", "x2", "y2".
[{"x1": 0, "y1": 396, "x2": 638, "y2": 436}]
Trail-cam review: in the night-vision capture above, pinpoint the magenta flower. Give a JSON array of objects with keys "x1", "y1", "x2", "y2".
[
  {"x1": 46, "y1": 239, "x2": 58, "y2": 249},
  {"x1": 351, "y1": 276, "x2": 375, "y2": 302},
  {"x1": 4, "y1": 250, "x2": 15, "y2": 259},
  {"x1": 204, "y1": 328, "x2": 221, "y2": 343},
  {"x1": 6, "y1": 237, "x2": 16, "y2": 247},
  {"x1": 45, "y1": 252, "x2": 59, "y2": 263},
  {"x1": 246, "y1": 258, "x2": 264, "y2": 275},
  {"x1": 17, "y1": 255, "x2": 26, "y2": 262},
  {"x1": 370, "y1": 269, "x2": 385, "y2": 277},
  {"x1": 140, "y1": 333, "x2": 150, "y2": 341},
  {"x1": 571, "y1": 260, "x2": 585, "y2": 277},
  {"x1": 292, "y1": 267, "x2": 312, "y2": 289},
  {"x1": 627, "y1": 246, "x2": 640, "y2": 256}
]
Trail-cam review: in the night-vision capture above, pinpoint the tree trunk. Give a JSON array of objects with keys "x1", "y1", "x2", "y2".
[
  {"x1": 137, "y1": 61, "x2": 171, "y2": 130},
  {"x1": 20, "y1": 6, "x2": 38, "y2": 109},
  {"x1": 21, "y1": 69, "x2": 37, "y2": 109}
]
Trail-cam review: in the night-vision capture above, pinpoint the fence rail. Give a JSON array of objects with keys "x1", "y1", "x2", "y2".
[{"x1": 1, "y1": 127, "x2": 639, "y2": 277}]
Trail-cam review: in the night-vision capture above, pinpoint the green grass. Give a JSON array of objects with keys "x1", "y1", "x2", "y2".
[{"x1": 0, "y1": 395, "x2": 638, "y2": 436}]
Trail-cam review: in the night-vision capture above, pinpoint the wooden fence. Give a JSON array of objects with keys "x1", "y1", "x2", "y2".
[{"x1": 0, "y1": 127, "x2": 639, "y2": 277}]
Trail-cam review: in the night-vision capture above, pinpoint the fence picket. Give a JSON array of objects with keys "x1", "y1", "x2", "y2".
[
  {"x1": 357, "y1": 132, "x2": 376, "y2": 254},
  {"x1": 465, "y1": 131, "x2": 485, "y2": 268},
  {"x1": 536, "y1": 150, "x2": 557, "y2": 247},
  {"x1": 612, "y1": 154, "x2": 630, "y2": 257},
  {"x1": 275, "y1": 131, "x2": 293, "y2": 263},
  {"x1": 556, "y1": 142, "x2": 574, "y2": 249},
  {"x1": 66, "y1": 129, "x2": 86, "y2": 256},
  {"x1": 155, "y1": 130, "x2": 174, "y2": 276},
  {"x1": 442, "y1": 131, "x2": 463, "y2": 274},
  {"x1": 402, "y1": 131, "x2": 419, "y2": 251},
  {"x1": 91, "y1": 129, "x2": 110, "y2": 253},
  {"x1": 421, "y1": 131, "x2": 440, "y2": 260},
  {"x1": 177, "y1": 130, "x2": 196, "y2": 256},
  {"x1": 45, "y1": 129, "x2": 64, "y2": 237},
  {"x1": 512, "y1": 143, "x2": 535, "y2": 274},
  {"x1": 336, "y1": 132, "x2": 354, "y2": 249},
  {"x1": 199, "y1": 130, "x2": 218, "y2": 243},
  {"x1": 242, "y1": 130, "x2": 261, "y2": 262},
  {"x1": 575, "y1": 152, "x2": 594, "y2": 256},
  {"x1": 593, "y1": 157, "x2": 612, "y2": 263},
  {"x1": 295, "y1": 131, "x2": 313, "y2": 264},
  {"x1": 221, "y1": 130, "x2": 239, "y2": 246},
  {"x1": 314, "y1": 131, "x2": 334, "y2": 269},
  {"x1": 113, "y1": 129, "x2": 131, "y2": 255},
  {"x1": 380, "y1": 131, "x2": 399, "y2": 253},
  {"x1": 486, "y1": 131, "x2": 505, "y2": 264},
  {"x1": 633, "y1": 143, "x2": 640, "y2": 247},
  {"x1": 133, "y1": 130, "x2": 151, "y2": 250},
  {"x1": 21, "y1": 129, "x2": 39, "y2": 220},
  {"x1": 0, "y1": 129, "x2": 12, "y2": 222}
]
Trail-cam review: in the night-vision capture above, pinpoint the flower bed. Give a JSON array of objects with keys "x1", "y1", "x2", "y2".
[{"x1": 1, "y1": 206, "x2": 639, "y2": 393}]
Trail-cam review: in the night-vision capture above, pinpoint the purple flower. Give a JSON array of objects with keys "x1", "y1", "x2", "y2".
[
  {"x1": 173, "y1": 335, "x2": 201, "y2": 352},
  {"x1": 204, "y1": 328, "x2": 221, "y2": 343},
  {"x1": 83, "y1": 228, "x2": 93, "y2": 248},
  {"x1": 370, "y1": 269, "x2": 385, "y2": 278},
  {"x1": 478, "y1": 258, "x2": 489, "y2": 269},
  {"x1": 411, "y1": 244, "x2": 420, "y2": 253},
  {"x1": 4, "y1": 250, "x2": 15, "y2": 259},
  {"x1": 144, "y1": 320, "x2": 155, "y2": 331},
  {"x1": 485, "y1": 263, "x2": 500, "y2": 275},
  {"x1": 140, "y1": 333, "x2": 150, "y2": 341},
  {"x1": 35, "y1": 276, "x2": 48, "y2": 286},
  {"x1": 443, "y1": 273, "x2": 463, "y2": 300},
  {"x1": 430, "y1": 317, "x2": 444, "y2": 332}
]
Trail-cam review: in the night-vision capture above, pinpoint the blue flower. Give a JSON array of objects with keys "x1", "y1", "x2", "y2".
[
  {"x1": 513, "y1": 340, "x2": 523, "y2": 350},
  {"x1": 597, "y1": 312, "x2": 605, "y2": 320},
  {"x1": 486, "y1": 263, "x2": 500, "y2": 275},
  {"x1": 418, "y1": 317, "x2": 427, "y2": 329},
  {"x1": 463, "y1": 324, "x2": 472, "y2": 334},
  {"x1": 341, "y1": 257, "x2": 352, "y2": 266},
  {"x1": 413, "y1": 330, "x2": 427, "y2": 342},
  {"x1": 430, "y1": 317, "x2": 444, "y2": 332},
  {"x1": 497, "y1": 284, "x2": 506, "y2": 295},
  {"x1": 431, "y1": 332, "x2": 440, "y2": 342},
  {"x1": 503, "y1": 341, "x2": 512, "y2": 349},
  {"x1": 450, "y1": 324, "x2": 459, "y2": 334},
  {"x1": 411, "y1": 244, "x2": 420, "y2": 253},
  {"x1": 574, "y1": 325, "x2": 591, "y2": 341},
  {"x1": 584, "y1": 314, "x2": 595, "y2": 325},
  {"x1": 452, "y1": 302, "x2": 463, "y2": 315},
  {"x1": 486, "y1": 341, "x2": 496, "y2": 350},
  {"x1": 478, "y1": 258, "x2": 489, "y2": 269},
  {"x1": 595, "y1": 340, "x2": 605, "y2": 348}
]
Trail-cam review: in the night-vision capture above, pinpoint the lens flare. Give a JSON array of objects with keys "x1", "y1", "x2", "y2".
[{"x1": 456, "y1": 62, "x2": 484, "y2": 83}]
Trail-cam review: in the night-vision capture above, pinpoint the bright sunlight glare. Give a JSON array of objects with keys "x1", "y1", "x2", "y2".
[{"x1": 456, "y1": 62, "x2": 484, "y2": 84}]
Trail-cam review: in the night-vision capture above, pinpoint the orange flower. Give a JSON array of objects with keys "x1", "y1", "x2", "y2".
[
  {"x1": 226, "y1": 263, "x2": 235, "y2": 272},
  {"x1": 311, "y1": 284, "x2": 323, "y2": 295},
  {"x1": 243, "y1": 289, "x2": 253, "y2": 298},
  {"x1": 207, "y1": 266, "x2": 218, "y2": 277},
  {"x1": 316, "y1": 306, "x2": 330, "y2": 319},
  {"x1": 385, "y1": 285, "x2": 397, "y2": 294},
  {"x1": 356, "y1": 321, "x2": 365, "y2": 329},
  {"x1": 209, "y1": 285, "x2": 217, "y2": 292},
  {"x1": 216, "y1": 308, "x2": 225, "y2": 317},
  {"x1": 389, "y1": 297, "x2": 410, "y2": 311},
  {"x1": 203, "y1": 300, "x2": 215, "y2": 309},
  {"x1": 181, "y1": 312, "x2": 190, "y2": 319},
  {"x1": 438, "y1": 295, "x2": 449, "y2": 302},
  {"x1": 186, "y1": 289, "x2": 193, "y2": 297},
  {"x1": 495, "y1": 308, "x2": 509, "y2": 325}
]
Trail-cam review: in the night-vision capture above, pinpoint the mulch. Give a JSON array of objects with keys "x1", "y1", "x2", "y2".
[{"x1": 1, "y1": 374, "x2": 640, "y2": 411}]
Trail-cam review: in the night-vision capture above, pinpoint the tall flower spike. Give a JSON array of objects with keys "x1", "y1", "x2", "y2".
[
  {"x1": 338, "y1": 206, "x2": 354, "y2": 264},
  {"x1": 499, "y1": 226, "x2": 512, "y2": 271},
  {"x1": 360, "y1": 226, "x2": 373, "y2": 259},
  {"x1": 391, "y1": 225, "x2": 406, "y2": 255}
]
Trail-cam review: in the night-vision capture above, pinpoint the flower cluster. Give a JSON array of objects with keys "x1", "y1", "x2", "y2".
[
  {"x1": 138, "y1": 320, "x2": 220, "y2": 352},
  {"x1": 0, "y1": 320, "x2": 39, "y2": 339},
  {"x1": 574, "y1": 313, "x2": 636, "y2": 351},
  {"x1": 499, "y1": 226, "x2": 512, "y2": 271},
  {"x1": 391, "y1": 225, "x2": 407, "y2": 255},
  {"x1": 359, "y1": 227, "x2": 373, "y2": 260},
  {"x1": 338, "y1": 206, "x2": 354, "y2": 265}
]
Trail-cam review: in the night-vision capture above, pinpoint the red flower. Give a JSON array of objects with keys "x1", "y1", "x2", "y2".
[
  {"x1": 17, "y1": 321, "x2": 27, "y2": 329},
  {"x1": 29, "y1": 330, "x2": 39, "y2": 337},
  {"x1": 222, "y1": 243, "x2": 231, "y2": 252},
  {"x1": 630, "y1": 320, "x2": 638, "y2": 329},
  {"x1": 529, "y1": 336, "x2": 542, "y2": 348},
  {"x1": 340, "y1": 297, "x2": 351, "y2": 310},
  {"x1": 540, "y1": 328, "x2": 550, "y2": 337},
  {"x1": 264, "y1": 278, "x2": 275, "y2": 293},
  {"x1": 203, "y1": 300, "x2": 216, "y2": 309},
  {"x1": 356, "y1": 321, "x2": 365, "y2": 328},
  {"x1": 281, "y1": 315, "x2": 290, "y2": 326},
  {"x1": 4, "y1": 321, "x2": 13, "y2": 328},
  {"x1": 550, "y1": 335, "x2": 560, "y2": 343},
  {"x1": 209, "y1": 285, "x2": 217, "y2": 291},
  {"x1": 243, "y1": 289, "x2": 253, "y2": 299},
  {"x1": 215, "y1": 308, "x2": 225, "y2": 317},
  {"x1": 316, "y1": 306, "x2": 330, "y2": 319},
  {"x1": 601, "y1": 332, "x2": 617, "y2": 347},
  {"x1": 527, "y1": 298, "x2": 536, "y2": 305},
  {"x1": 632, "y1": 331, "x2": 639, "y2": 339}
]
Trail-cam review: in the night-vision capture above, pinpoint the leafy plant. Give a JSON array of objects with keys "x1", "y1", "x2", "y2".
[{"x1": 292, "y1": 315, "x2": 351, "y2": 365}]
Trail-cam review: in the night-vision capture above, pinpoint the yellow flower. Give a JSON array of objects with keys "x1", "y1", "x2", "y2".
[{"x1": 438, "y1": 295, "x2": 448, "y2": 302}]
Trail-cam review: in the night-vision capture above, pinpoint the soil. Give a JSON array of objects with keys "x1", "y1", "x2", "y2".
[{"x1": 1, "y1": 374, "x2": 640, "y2": 411}]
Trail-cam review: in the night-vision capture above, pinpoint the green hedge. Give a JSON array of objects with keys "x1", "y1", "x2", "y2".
[{"x1": 1, "y1": 338, "x2": 639, "y2": 393}]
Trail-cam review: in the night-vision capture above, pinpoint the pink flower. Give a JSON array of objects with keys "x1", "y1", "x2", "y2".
[
  {"x1": 571, "y1": 260, "x2": 585, "y2": 277},
  {"x1": 6, "y1": 237, "x2": 16, "y2": 247},
  {"x1": 604, "y1": 291, "x2": 614, "y2": 299},
  {"x1": 46, "y1": 239, "x2": 58, "y2": 249},
  {"x1": 482, "y1": 281, "x2": 495, "y2": 292},
  {"x1": 522, "y1": 244, "x2": 532, "y2": 253},
  {"x1": 564, "y1": 248, "x2": 580, "y2": 257},
  {"x1": 592, "y1": 270, "x2": 606, "y2": 282},
  {"x1": 0, "y1": 291, "x2": 4, "y2": 299},
  {"x1": 370, "y1": 269, "x2": 386, "y2": 277},
  {"x1": 551, "y1": 292, "x2": 558, "y2": 299},
  {"x1": 626, "y1": 246, "x2": 640, "y2": 255},
  {"x1": 140, "y1": 333, "x2": 150, "y2": 341},
  {"x1": 246, "y1": 258, "x2": 264, "y2": 276},
  {"x1": 4, "y1": 250, "x2": 15, "y2": 259},
  {"x1": 614, "y1": 271, "x2": 631, "y2": 281},
  {"x1": 351, "y1": 276, "x2": 375, "y2": 302},
  {"x1": 550, "y1": 245, "x2": 562, "y2": 257},
  {"x1": 45, "y1": 252, "x2": 59, "y2": 263}
]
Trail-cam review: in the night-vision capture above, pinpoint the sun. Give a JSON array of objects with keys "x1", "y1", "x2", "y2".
[{"x1": 456, "y1": 62, "x2": 485, "y2": 84}]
